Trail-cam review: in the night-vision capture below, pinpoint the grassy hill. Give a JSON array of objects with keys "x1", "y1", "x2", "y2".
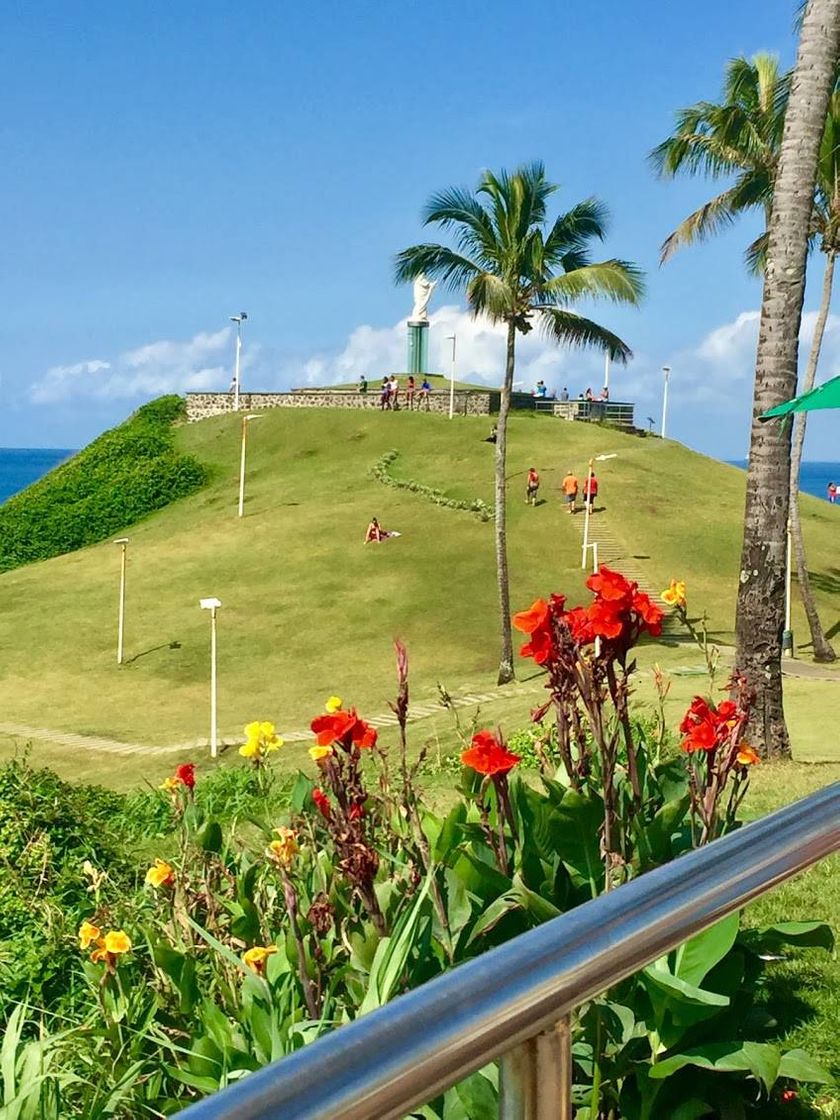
[{"x1": 0, "y1": 405, "x2": 837, "y2": 768}]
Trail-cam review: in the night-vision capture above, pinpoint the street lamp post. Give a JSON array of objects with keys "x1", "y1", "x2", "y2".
[
  {"x1": 661, "y1": 366, "x2": 671, "y2": 439},
  {"x1": 200, "y1": 597, "x2": 222, "y2": 758},
  {"x1": 230, "y1": 312, "x2": 248, "y2": 412},
  {"x1": 581, "y1": 454, "x2": 617, "y2": 569},
  {"x1": 604, "y1": 353, "x2": 611, "y2": 394},
  {"x1": 446, "y1": 334, "x2": 456, "y2": 419},
  {"x1": 782, "y1": 519, "x2": 794, "y2": 657},
  {"x1": 114, "y1": 537, "x2": 129, "y2": 665},
  {"x1": 238, "y1": 414, "x2": 263, "y2": 518}
]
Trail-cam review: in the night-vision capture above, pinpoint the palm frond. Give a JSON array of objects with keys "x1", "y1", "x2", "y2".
[
  {"x1": 393, "y1": 244, "x2": 483, "y2": 291},
  {"x1": 422, "y1": 188, "x2": 498, "y2": 264},
  {"x1": 537, "y1": 260, "x2": 645, "y2": 306},
  {"x1": 536, "y1": 308, "x2": 633, "y2": 363},
  {"x1": 465, "y1": 272, "x2": 514, "y2": 321},
  {"x1": 659, "y1": 185, "x2": 742, "y2": 263},
  {"x1": 744, "y1": 230, "x2": 769, "y2": 275},
  {"x1": 543, "y1": 198, "x2": 610, "y2": 263}
]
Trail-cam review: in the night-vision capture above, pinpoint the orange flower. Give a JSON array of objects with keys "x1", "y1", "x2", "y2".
[
  {"x1": 267, "y1": 827, "x2": 298, "y2": 868},
  {"x1": 310, "y1": 708, "x2": 377, "y2": 751},
  {"x1": 145, "y1": 859, "x2": 175, "y2": 888},
  {"x1": 90, "y1": 929, "x2": 132, "y2": 966},
  {"x1": 461, "y1": 730, "x2": 521, "y2": 776},
  {"x1": 512, "y1": 599, "x2": 551, "y2": 635},
  {"x1": 661, "y1": 579, "x2": 687, "y2": 609},
  {"x1": 736, "y1": 744, "x2": 760, "y2": 767},
  {"x1": 78, "y1": 920, "x2": 100, "y2": 950}
]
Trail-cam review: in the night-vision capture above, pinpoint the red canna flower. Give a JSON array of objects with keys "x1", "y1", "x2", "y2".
[
  {"x1": 632, "y1": 592, "x2": 664, "y2": 637},
  {"x1": 679, "y1": 695, "x2": 746, "y2": 754},
  {"x1": 348, "y1": 802, "x2": 365, "y2": 821},
  {"x1": 586, "y1": 600, "x2": 625, "y2": 640},
  {"x1": 312, "y1": 788, "x2": 332, "y2": 820},
  {"x1": 780, "y1": 1089, "x2": 797, "y2": 1102},
  {"x1": 311, "y1": 708, "x2": 378, "y2": 751},
  {"x1": 586, "y1": 566, "x2": 636, "y2": 604},
  {"x1": 175, "y1": 763, "x2": 196, "y2": 790},
  {"x1": 563, "y1": 605, "x2": 596, "y2": 645},
  {"x1": 512, "y1": 598, "x2": 558, "y2": 663},
  {"x1": 512, "y1": 599, "x2": 551, "y2": 634},
  {"x1": 461, "y1": 730, "x2": 521, "y2": 776}
]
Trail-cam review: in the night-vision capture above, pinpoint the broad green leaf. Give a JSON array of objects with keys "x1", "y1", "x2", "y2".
[
  {"x1": 777, "y1": 1048, "x2": 834, "y2": 1084},
  {"x1": 548, "y1": 790, "x2": 604, "y2": 888},
  {"x1": 359, "y1": 876, "x2": 432, "y2": 1014},
  {"x1": 433, "y1": 802, "x2": 467, "y2": 863},
  {"x1": 649, "y1": 1041, "x2": 780, "y2": 1092},
  {"x1": 644, "y1": 796, "x2": 690, "y2": 863},
  {"x1": 642, "y1": 967, "x2": 730, "y2": 1009},
  {"x1": 673, "y1": 913, "x2": 740, "y2": 987},
  {"x1": 198, "y1": 819, "x2": 223, "y2": 853},
  {"x1": 740, "y1": 921, "x2": 835, "y2": 954},
  {"x1": 450, "y1": 850, "x2": 511, "y2": 903},
  {"x1": 671, "y1": 1101, "x2": 714, "y2": 1120},
  {"x1": 453, "y1": 1070, "x2": 498, "y2": 1120}
]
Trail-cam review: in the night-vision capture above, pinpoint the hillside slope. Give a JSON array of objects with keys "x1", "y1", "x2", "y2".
[{"x1": 0, "y1": 406, "x2": 836, "y2": 747}]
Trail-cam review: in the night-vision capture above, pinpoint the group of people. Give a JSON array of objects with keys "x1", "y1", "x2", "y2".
[
  {"x1": 523, "y1": 466, "x2": 600, "y2": 512},
  {"x1": 358, "y1": 374, "x2": 433, "y2": 411},
  {"x1": 555, "y1": 386, "x2": 610, "y2": 403}
]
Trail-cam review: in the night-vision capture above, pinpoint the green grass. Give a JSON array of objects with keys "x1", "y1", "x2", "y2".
[{"x1": 0, "y1": 406, "x2": 837, "y2": 767}]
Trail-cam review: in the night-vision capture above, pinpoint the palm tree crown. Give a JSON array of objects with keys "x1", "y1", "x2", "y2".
[{"x1": 394, "y1": 162, "x2": 644, "y2": 360}]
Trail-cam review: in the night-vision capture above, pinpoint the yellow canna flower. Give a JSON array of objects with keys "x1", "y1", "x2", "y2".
[
  {"x1": 736, "y1": 744, "x2": 760, "y2": 767},
  {"x1": 145, "y1": 859, "x2": 175, "y2": 888},
  {"x1": 103, "y1": 930, "x2": 132, "y2": 955},
  {"x1": 268, "y1": 826, "x2": 298, "y2": 868},
  {"x1": 661, "y1": 579, "x2": 687, "y2": 609},
  {"x1": 239, "y1": 738, "x2": 259, "y2": 759},
  {"x1": 309, "y1": 744, "x2": 333, "y2": 762},
  {"x1": 78, "y1": 920, "x2": 100, "y2": 950},
  {"x1": 242, "y1": 945, "x2": 277, "y2": 973},
  {"x1": 241, "y1": 721, "x2": 284, "y2": 760},
  {"x1": 160, "y1": 775, "x2": 180, "y2": 792},
  {"x1": 325, "y1": 696, "x2": 343, "y2": 713}
]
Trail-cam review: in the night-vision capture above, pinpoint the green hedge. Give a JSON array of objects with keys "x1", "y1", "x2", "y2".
[{"x1": 0, "y1": 395, "x2": 208, "y2": 572}]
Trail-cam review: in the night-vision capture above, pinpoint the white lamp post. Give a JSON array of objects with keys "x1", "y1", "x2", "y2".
[
  {"x1": 604, "y1": 353, "x2": 611, "y2": 394},
  {"x1": 782, "y1": 518, "x2": 794, "y2": 657},
  {"x1": 581, "y1": 454, "x2": 617, "y2": 569},
  {"x1": 114, "y1": 537, "x2": 129, "y2": 665},
  {"x1": 446, "y1": 334, "x2": 457, "y2": 419},
  {"x1": 238, "y1": 414, "x2": 263, "y2": 518},
  {"x1": 230, "y1": 312, "x2": 248, "y2": 411},
  {"x1": 200, "y1": 597, "x2": 222, "y2": 758},
  {"x1": 661, "y1": 366, "x2": 671, "y2": 439}
]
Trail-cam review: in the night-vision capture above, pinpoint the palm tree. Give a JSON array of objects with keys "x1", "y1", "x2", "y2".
[
  {"x1": 653, "y1": 55, "x2": 838, "y2": 662},
  {"x1": 735, "y1": 0, "x2": 840, "y2": 755},
  {"x1": 395, "y1": 163, "x2": 644, "y2": 683}
]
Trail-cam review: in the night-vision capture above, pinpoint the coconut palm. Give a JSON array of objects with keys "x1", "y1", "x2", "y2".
[
  {"x1": 395, "y1": 163, "x2": 644, "y2": 683},
  {"x1": 653, "y1": 55, "x2": 839, "y2": 663},
  {"x1": 735, "y1": 0, "x2": 840, "y2": 755}
]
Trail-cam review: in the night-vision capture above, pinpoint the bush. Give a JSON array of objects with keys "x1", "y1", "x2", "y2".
[{"x1": 0, "y1": 395, "x2": 208, "y2": 572}]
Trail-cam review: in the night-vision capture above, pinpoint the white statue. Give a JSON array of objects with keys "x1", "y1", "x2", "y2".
[{"x1": 411, "y1": 273, "x2": 436, "y2": 321}]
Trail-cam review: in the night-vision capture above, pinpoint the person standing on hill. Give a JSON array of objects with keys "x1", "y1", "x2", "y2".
[
  {"x1": 526, "y1": 467, "x2": 540, "y2": 506},
  {"x1": 359, "y1": 375, "x2": 368, "y2": 395},
  {"x1": 406, "y1": 375, "x2": 416, "y2": 410},
  {"x1": 419, "y1": 377, "x2": 432, "y2": 410},
  {"x1": 583, "y1": 470, "x2": 598, "y2": 511},
  {"x1": 828, "y1": 481, "x2": 837, "y2": 504},
  {"x1": 561, "y1": 469, "x2": 579, "y2": 514},
  {"x1": 380, "y1": 377, "x2": 391, "y2": 410},
  {"x1": 389, "y1": 374, "x2": 400, "y2": 409}
]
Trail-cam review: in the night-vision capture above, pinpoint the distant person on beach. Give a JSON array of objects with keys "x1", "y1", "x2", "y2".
[
  {"x1": 406, "y1": 375, "x2": 416, "y2": 410},
  {"x1": 829, "y1": 482, "x2": 837, "y2": 504},
  {"x1": 561, "y1": 469, "x2": 579, "y2": 514},
  {"x1": 583, "y1": 471, "x2": 598, "y2": 511},
  {"x1": 359, "y1": 375, "x2": 368, "y2": 395},
  {"x1": 526, "y1": 467, "x2": 540, "y2": 506}
]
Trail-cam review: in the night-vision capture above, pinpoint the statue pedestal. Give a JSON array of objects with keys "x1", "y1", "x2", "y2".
[{"x1": 406, "y1": 319, "x2": 429, "y2": 375}]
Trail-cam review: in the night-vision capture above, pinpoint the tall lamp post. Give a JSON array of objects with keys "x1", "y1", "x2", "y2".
[
  {"x1": 230, "y1": 312, "x2": 248, "y2": 412},
  {"x1": 782, "y1": 519, "x2": 794, "y2": 657},
  {"x1": 446, "y1": 333, "x2": 456, "y2": 419},
  {"x1": 604, "y1": 353, "x2": 611, "y2": 394},
  {"x1": 238, "y1": 414, "x2": 263, "y2": 518},
  {"x1": 200, "y1": 597, "x2": 222, "y2": 758},
  {"x1": 114, "y1": 537, "x2": 129, "y2": 665},
  {"x1": 661, "y1": 366, "x2": 671, "y2": 439},
  {"x1": 581, "y1": 454, "x2": 617, "y2": 569}
]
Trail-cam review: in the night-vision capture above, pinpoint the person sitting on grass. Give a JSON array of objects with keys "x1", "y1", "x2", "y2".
[{"x1": 364, "y1": 517, "x2": 401, "y2": 543}]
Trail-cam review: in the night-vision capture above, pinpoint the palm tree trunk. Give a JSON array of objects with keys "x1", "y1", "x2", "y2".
[
  {"x1": 734, "y1": 0, "x2": 840, "y2": 757},
  {"x1": 790, "y1": 248, "x2": 837, "y2": 662},
  {"x1": 494, "y1": 320, "x2": 516, "y2": 684}
]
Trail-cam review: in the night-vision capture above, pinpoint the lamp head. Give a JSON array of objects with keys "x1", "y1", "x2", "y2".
[
  {"x1": 662, "y1": 365, "x2": 672, "y2": 374},
  {"x1": 595, "y1": 453, "x2": 618, "y2": 462},
  {"x1": 113, "y1": 537, "x2": 129, "y2": 545},
  {"x1": 244, "y1": 414, "x2": 262, "y2": 421},
  {"x1": 200, "y1": 597, "x2": 222, "y2": 610}
]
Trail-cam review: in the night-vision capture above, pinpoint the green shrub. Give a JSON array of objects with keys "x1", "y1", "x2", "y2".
[{"x1": 0, "y1": 395, "x2": 208, "y2": 572}]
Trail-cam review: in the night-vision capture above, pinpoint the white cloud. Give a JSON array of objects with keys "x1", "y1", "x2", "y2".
[{"x1": 31, "y1": 329, "x2": 234, "y2": 404}]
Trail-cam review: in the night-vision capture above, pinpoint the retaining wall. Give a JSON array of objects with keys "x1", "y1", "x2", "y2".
[{"x1": 185, "y1": 390, "x2": 493, "y2": 422}]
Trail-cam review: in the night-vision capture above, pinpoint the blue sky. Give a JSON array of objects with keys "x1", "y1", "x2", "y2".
[{"x1": 2, "y1": 0, "x2": 838, "y2": 458}]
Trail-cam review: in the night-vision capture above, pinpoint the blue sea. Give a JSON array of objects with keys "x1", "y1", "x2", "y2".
[
  {"x1": 728, "y1": 459, "x2": 840, "y2": 502},
  {"x1": 0, "y1": 448, "x2": 76, "y2": 504}
]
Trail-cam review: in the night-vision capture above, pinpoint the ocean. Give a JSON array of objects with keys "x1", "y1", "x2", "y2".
[
  {"x1": 0, "y1": 448, "x2": 76, "y2": 505},
  {"x1": 728, "y1": 459, "x2": 840, "y2": 502}
]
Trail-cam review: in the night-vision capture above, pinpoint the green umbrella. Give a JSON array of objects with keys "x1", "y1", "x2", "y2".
[{"x1": 761, "y1": 373, "x2": 840, "y2": 418}]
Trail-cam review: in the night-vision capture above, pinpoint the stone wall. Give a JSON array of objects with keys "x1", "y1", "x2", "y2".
[{"x1": 185, "y1": 389, "x2": 493, "y2": 422}]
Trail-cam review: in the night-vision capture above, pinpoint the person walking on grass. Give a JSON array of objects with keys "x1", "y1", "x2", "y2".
[
  {"x1": 583, "y1": 470, "x2": 598, "y2": 512},
  {"x1": 526, "y1": 467, "x2": 540, "y2": 506},
  {"x1": 561, "y1": 468, "x2": 579, "y2": 514}
]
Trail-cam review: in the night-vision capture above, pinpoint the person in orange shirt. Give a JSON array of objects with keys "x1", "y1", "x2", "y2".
[
  {"x1": 561, "y1": 469, "x2": 579, "y2": 514},
  {"x1": 526, "y1": 467, "x2": 540, "y2": 506}
]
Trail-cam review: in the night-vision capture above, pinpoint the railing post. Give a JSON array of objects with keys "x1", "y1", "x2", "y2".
[{"x1": 499, "y1": 1015, "x2": 572, "y2": 1119}]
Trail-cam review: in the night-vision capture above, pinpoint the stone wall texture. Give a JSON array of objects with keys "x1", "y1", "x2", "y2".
[{"x1": 185, "y1": 390, "x2": 493, "y2": 422}]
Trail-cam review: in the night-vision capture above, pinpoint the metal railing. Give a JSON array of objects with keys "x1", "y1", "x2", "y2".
[{"x1": 181, "y1": 783, "x2": 839, "y2": 1120}]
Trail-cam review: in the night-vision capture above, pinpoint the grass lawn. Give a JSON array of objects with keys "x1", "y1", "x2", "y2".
[{"x1": 0, "y1": 407, "x2": 837, "y2": 755}]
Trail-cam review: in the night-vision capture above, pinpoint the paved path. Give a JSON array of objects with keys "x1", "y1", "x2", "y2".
[{"x1": 0, "y1": 683, "x2": 546, "y2": 759}]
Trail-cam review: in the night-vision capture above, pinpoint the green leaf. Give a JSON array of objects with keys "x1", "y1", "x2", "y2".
[
  {"x1": 673, "y1": 913, "x2": 740, "y2": 987},
  {"x1": 644, "y1": 796, "x2": 690, "y2": 863},
  {"x1": 450, "y1": 850, "x2": 511, "y2": 903},
  {"x1": 433, "y1": 802, "x2": 467, "y2": 863},
  {"x1": 777, "y1": 1048, "x2": 834, "y2": 1084},
  {"x1": 467, "y1": 875, "x2": 561, "y2": 945},
  {"x1": 642, "y1": 967, "x2": 731, "y2": 1009},
  {"x1": 649, "y1": 1041, "x2": 781, "y2": 1093},
  {"x1": 359, "y1": 876, "x2": 432, "y2": 1014},
  {"x1": 548, "y1": 790, "x2": 604, "y2": 887},
  {"x1": 453, "y1": 1070, "x2": 498, "y2": 1119},
  {"x1": 741, "y1": 921, "x2": 835, "y2": 954},
  {"x1": 197, "y1": 819, "x2": 223, "y2": 853}
]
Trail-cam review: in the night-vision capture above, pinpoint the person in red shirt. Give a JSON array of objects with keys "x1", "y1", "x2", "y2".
[
  {"x1": 526, "y1": 467, "x2": 540, "y2": 506},
  {"x1": 583, "y1": 471, "x2": 598, "y2": 512}
]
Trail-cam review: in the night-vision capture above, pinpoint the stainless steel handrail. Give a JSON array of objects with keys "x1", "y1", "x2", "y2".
[{"x1": 180, "y1": 782, "x2": 839, "y2": 1120}]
